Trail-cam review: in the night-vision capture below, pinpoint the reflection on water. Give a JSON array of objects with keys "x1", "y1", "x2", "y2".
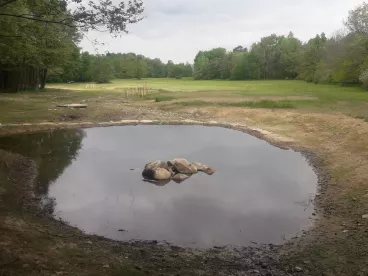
[
  {"x1": 0, "y1": 129, "x2": 85, "y2": 195},
  {"x1": 0, "y1": 126, "x2": 318, "y2": 248}
]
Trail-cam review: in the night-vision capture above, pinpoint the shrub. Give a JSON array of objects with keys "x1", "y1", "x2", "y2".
[{"x1": 359, "y1": 70, "x2": 368, "y2": 90}]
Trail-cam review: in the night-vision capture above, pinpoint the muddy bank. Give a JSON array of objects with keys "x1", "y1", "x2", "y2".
[{"x1": 0, "y1": 119, "x2": 330, "y2": 275}]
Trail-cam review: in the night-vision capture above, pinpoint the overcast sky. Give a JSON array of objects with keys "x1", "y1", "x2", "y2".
[{"x1": 80, "y1": 0, "x2": 365, "y2": 63}]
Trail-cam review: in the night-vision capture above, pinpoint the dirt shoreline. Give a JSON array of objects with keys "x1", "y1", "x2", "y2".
[{"x1": 0, "y1": 118, "x2": 331, "y2": 276}]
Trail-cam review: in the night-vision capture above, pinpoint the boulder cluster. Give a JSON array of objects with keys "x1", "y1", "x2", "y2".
[{"x1": 142, "y1": 158, "x2": 215, "y2": 184}]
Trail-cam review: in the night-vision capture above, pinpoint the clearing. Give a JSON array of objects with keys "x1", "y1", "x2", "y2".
[{"x1": 0, "y1": 79, "x2": 368, "y2": 276}]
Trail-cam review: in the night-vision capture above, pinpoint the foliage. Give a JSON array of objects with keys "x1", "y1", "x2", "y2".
[
  {"x1": 193, "y1": 34, "x2": 302, "y2": 81},
  {"x1": 191, "y1": 3, "x2": 368, "y2": 89},
  {"x1": 359, "y1": 70, "x2": 368, "y2": 89},
  {"x1": 0, "y1": 0, "x2": 144, "y2": 92},
  {"x1": 345, "y1": 2, "x2": 368, "y2": 34},
  {"x1": 47, "y1": 52, "x2": 193, "y2": 83},
  {"x1": 0, "y1": 0, "x2": 144, "y2": 35}
]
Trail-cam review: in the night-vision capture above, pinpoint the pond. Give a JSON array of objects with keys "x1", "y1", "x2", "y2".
[{"x1": 0, "y1": 125, "x2": 318, "y2": 248}]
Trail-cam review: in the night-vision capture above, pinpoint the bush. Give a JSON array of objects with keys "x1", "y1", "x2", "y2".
[
  {"x1": 96, "y1": 75, "x2": 110, "y2": 84},
  {"x1": 359, "y1": 70, "x2": 368, "y2": 90}
]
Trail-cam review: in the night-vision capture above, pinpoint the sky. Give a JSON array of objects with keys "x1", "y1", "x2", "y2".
[{"x1": 80, "y1": 0, "x2": 365, "y2": 63}]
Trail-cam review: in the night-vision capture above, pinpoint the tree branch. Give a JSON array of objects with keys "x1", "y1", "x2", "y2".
[
  {"x1": 0, "y1": 0, "x2": 17, "y2": 8},
  {"x1": 0, "y1": 13, "x2": 75, "y2": 27},
  {"x1": 0, "y1": 34, "x2": 23, "y2": 38}
]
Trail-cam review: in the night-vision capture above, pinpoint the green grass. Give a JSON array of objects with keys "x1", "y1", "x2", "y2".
[
  {"x1": 223, "y1": 100, "x2": 296, "y2": 109},
  {"x1": 48, "y1": 78, "x2": 368, "y2": 97},
  {"x1": 176, "y1": 100, "x2": 297, "y2": 109},
  {"x1": 0, "y1": 78, "x2": 368, "y2": 125},
  {"x1": 154, "y1": 96, "x2": 176, "y2": 102}
]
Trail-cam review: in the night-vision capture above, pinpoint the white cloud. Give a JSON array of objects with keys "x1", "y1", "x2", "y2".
[{"x1": 80, "y1": 0, "x2": 365, "y2": 63}]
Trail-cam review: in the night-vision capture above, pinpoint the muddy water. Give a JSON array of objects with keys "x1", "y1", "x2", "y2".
[{"x1": 0, "y1": 126, "x2": 317, "y2": 248}]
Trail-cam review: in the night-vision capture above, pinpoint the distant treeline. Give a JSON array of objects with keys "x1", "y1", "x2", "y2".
[
  {"x1": 3, "y1": 0, "x2": 368, "y2": 90},
  {"x1": 193, "y1": 3, "x2": 368, "y2": 88},
  {"x1": 47, "y1": 52, "x2": 193, "y2": 83}
]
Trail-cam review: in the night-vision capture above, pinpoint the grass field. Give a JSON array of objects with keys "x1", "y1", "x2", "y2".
[
  {"x1": 1, "y1": 78, "x2": 368, "y2": 276},
  {"x1": 47, "y1": 79, "x2": 368, "y2": 118}
]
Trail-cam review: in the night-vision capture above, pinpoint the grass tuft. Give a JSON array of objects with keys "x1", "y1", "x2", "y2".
[
  {"x1": 222, "y1": 100, "x2": 295, "y2": 109},
  {"x1": 175, "y1": 100, "x2": 296, "y2": 109},
  {"x1": 155, "y1": 96, "x2": 176, "y2": 102}
]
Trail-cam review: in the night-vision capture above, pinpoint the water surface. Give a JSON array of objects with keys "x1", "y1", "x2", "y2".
[{"x1": 0, "y1": 126, "x2": 317, "y2": 247}]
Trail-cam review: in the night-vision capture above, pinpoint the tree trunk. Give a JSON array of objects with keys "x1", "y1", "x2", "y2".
[
  {"x1": 0, "y1": 66, "x2": 43, "y2": 93},
  {"x1": 40, "y1": 69, "x2": 47, "y2": 89}
]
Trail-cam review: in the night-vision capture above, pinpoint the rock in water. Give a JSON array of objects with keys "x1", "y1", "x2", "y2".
[
  {"x1": 192, "y1": 162, "x2": 208, "y2": 172},
  {"x1": 172, "y1": 162, "x2": 194, "y2": 174},
  {"x1": 142, "y1": 164, "x2": 171, "y2": 181},
  {"x1": 153, "y1": 168, "x2": 172, "y2": 180},
  {"x1": 172, "y1": 173, "x2": 191, "y2": 184},
  {"x1": 142, "y1": 169, "x2": 155, "y2": 180},
  {"x1": 142, "y1": 158, "x2": 215, "y2": 185},
  {"x1": 188, "y1": 164, "x2": 198, "y2": 174},
  {"x1": 204, "y1": 168, "x2": 216, "y2": 175},
  {"x1": 169, "y1": 159, "x2": 198, "y2": 174},
  {"x1": 145, "y1": 160, "x2": 169, "y2": 171},
  {"x1": 169, "y1": 158, "x2": 190, "y2": 167}
]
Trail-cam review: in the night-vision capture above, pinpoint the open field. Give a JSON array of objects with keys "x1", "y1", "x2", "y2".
[
  {"x1": 0, "y1": 79, "x2": 367, "y2": 125},
  {"x1": 49, "y1": 78, "x2": 368, "y2": 117},
  {"x1": 1, "y1": 79, "x2": 368, "y2": 275}
]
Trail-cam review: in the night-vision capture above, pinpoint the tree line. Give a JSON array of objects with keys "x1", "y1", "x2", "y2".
[
  {"x1": 47, "y1": 52, "x2": 193, "y2": 83},
  {"x1": 193, "y1": 3, "x2": 368, "y2": 88},
  {"x1": 0, "y1": 0, "x2": 144, "y2": 92},
  {"x1": 2, "y1": 1, "x2": 368, "y2": 91}
]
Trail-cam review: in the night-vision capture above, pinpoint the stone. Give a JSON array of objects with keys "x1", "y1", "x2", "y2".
[
  {"x1": 204, "y1": 167, "x2": 216, "y2": 175},
  {"x1": 153, "y1": 168, "x2": 172, "y2": 180},
  {"x1": 169, "y1": 158, "x2": 190, "y2": 167},
  {"x1": 363, "y1": 193, "x2": 368, "y2": 198},
  {"x1": 188, "y1": 164, "x2": 198, "y2": 174},
  {"x1": 172, "y1": 173, "x2": 191, "y2": 183},
  {"x1": 192, "y1": 162, "x2": 208, "y2": 172},
  {"x1": 145, "y1": 160, "x2": 169, "y2": 171},
  {"x1": 142, "y1": 165, "x2": 171, "y2": 181},
  {"x1": 295, "y1": 266, "x2": 303, "y2": 272},
  {"x1": 362, "y1": 214, "x2": 368, "y2": 219},
  {"x1": 170, "y1": 160, "x2": 197, "y2": 175},
  {"x1": 139, "y1": 120, "x2": 154, "y2": 124},
  {"x1": 142, "y1": 168, "x2": 155, "y2": 180}
]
